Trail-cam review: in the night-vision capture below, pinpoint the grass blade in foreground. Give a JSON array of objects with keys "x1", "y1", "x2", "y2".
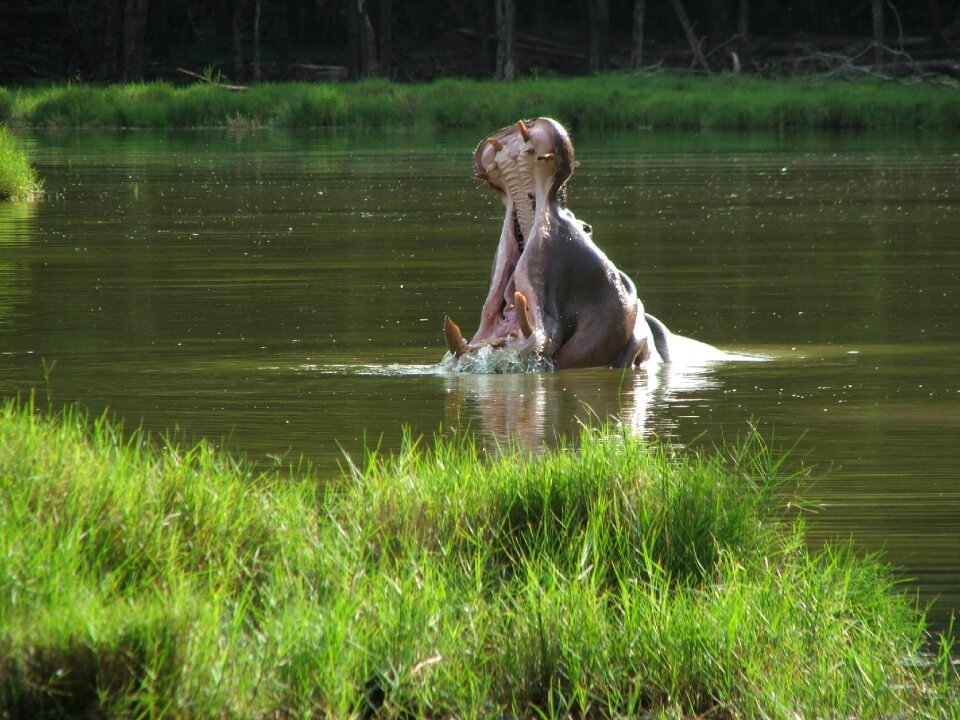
[{"x1": 0, "y1": 400, "x2": 956, "y2": 718}]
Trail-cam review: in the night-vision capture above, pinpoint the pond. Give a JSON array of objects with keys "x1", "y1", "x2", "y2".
[{"x1": 2, "y1": 127, "x2": 958, "y2": 632}]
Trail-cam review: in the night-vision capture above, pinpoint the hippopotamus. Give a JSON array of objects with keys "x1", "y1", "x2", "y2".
[{"x1": 443, "y1": 117, "x2": 682, "y2": 369}]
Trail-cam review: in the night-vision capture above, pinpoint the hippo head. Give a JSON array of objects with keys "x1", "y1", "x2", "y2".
[{"x1": 473, "y1": 118, "x2": 574, "y2": 240}]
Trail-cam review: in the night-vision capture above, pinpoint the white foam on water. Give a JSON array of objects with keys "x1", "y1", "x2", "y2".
[
  {"x1": 440, "y1": 332, "x2": 553, "y2": 374},
  {"x1": 289, "y1": 363, "x2": 443, "y2": 377},
  {"x1": 266, "y1": 334, "x2": 768, "y2": 378}
]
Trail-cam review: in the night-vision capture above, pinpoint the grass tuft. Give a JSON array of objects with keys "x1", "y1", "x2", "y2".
[
  {"x1": 0, "y1": 126, "x2": 40, "y2": 201},
  {"x1": 1, "y1": 399, "x2": 957, "y2": 717}
]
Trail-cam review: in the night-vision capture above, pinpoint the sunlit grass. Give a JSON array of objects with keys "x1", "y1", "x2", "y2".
[
  {"x1": 6, "y1": 74, "x2": 960, "y2": 130},
  {"x1": 0, "y1": 126, "x2": 40, "y2": 201},
  {"x1": 0, "y1": 398, "x2": 957, "y2": 717}
]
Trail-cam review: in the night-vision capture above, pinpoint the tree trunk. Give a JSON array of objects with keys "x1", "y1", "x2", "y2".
[
  {"x1": 121, "y1": 0, "x2": 149, "y2": 81},
  {"x1": 361, "y1": 1, "x2": 378, "y2": 77},
  {"x1": 253, "y1": 0, "x2": 261, "y2": 81},
  {"x1": 476, "y1": 0, "x2": 491, "y2": 73},
  {"x1": 533, "y1": 0, "x2": 547, "y2": 35},
  {"x1": 495, "y1": 0, "x2": 516, "y2": 81},
  {"x1": 708, "y1": 0, "x2": 727, "y2": 50},
  {"x1": 231, "y1": 0, "x2": 245, "y2": 80},
  {"x1": 670, "y1": 0, "x2": 711, "y2": 74},
  {"x1": 871, "y1": 0, "x2": 885, "y2": 65},
  {"x1": 379, "y1": 0, "x2": 393, "y2": 78},
  {"x1": 926, "y1": 0, "x2": 945, "y2": 46},
  {"x1": 347, "y1": 0, "x2": 360, "y2": 79},
  {"x1": 99, "y1": 0, "x2": 123, "y2": 81},
  {"x1": 738, "y1": 0, "x2": 749, "y2": 42},
  {"x1": 630, "y1": 0, "x2": 646, "y2": 70},
  {"x1": 587, "y1": 0, "x2": 610, "y2": 73},
  {"x1": 347, "y1": 0, "x2": 378, "y2": 78}
]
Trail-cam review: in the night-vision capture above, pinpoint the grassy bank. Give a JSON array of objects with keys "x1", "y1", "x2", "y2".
[
  {"x1": 6, "y1": 74, "x2": 960, "y2": 131},
  {"x1": 0, "y1": 127, "x2": 39, "y2": 201},
  {"x1": 1, "y1": 400, "x2": 957, "y2": 718}
]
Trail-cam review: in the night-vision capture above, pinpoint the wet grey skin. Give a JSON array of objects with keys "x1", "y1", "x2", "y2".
[{"x1": 444, "y1": 117, "x2": 666, "y2": 370}]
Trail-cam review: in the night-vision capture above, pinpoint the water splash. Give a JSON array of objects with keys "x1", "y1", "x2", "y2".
[
  {"x1": 439, "y1": 333, "x2": 553, "y2": 374},
  {"x1": 293, "y1": 363, "x2": 442, "y2": 377}
]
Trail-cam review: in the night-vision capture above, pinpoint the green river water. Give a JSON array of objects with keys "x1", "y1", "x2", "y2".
[{"x1": 2, "y1": 128, "x2": 958, "y2": 630}]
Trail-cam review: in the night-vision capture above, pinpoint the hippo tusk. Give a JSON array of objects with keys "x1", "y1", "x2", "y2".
[
  {"x1": 443, "y1": 315, "x2": 468, "y2": 357},
  {"x1": 514, "y1": 291, "x2": 534, "y2": 338},
  {"x1": 487, "y1": 136, "x2": 503, "y2": 152},
  {"x1": 517, "y1": 119, "x2": 531, "y2": 142}
]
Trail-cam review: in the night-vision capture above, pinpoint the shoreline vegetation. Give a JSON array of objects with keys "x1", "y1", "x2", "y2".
[
  {"x1": 4, "y1": 74, "x2": 960, "y2": 131},
  {"x1": 0, "y1": 126, "x2": 40, "y2": 201},
  {"x1": 1, "y1": 400, "x2": 957, "y2": 718}
]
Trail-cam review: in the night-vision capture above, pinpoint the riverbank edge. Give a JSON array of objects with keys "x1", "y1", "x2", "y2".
[
  {"x1": 1, "y1": 399, "x2": 957, "y2": 718},
  {"x1": 5, "y1": 74, "x2": 960, "y2": 131},
  {"x1": 0, "y1": 126, "x2": 40, "y2": 201}
]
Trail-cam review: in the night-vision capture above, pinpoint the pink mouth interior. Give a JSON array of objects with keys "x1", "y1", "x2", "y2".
[
  {"x1": 467, "y1": 119, "x2": 557, "y2": 348},
  {"x1": 471, "y1": 208, "x2": 526, "y2": 344}
]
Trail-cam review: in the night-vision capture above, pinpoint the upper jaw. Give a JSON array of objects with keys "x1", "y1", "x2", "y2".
[{"x1": 474, "y1": 118, "x2": 572, "y2": 242}]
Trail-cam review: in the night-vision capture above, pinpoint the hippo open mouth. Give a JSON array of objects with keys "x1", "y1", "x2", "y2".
[
  {"x1": 443, "y1": 120, "x2": 555, "y2": 357},
  {"x1": 443, "y1": 118, "x2": 671, "y2": 370}
]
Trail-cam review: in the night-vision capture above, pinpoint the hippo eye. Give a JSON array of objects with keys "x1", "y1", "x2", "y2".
[{"x1": 582, "y1": 222, "x2": 592, "y2": 234}]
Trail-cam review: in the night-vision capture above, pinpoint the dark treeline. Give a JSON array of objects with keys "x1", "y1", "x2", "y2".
[{"x1": 3, "y1": 0, "x2": 960, "y2": 84}]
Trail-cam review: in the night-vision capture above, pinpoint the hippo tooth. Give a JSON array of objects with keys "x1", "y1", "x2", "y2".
[
  {"x1": 487, "y1": 136, "x2": 503, "y2": 152},
  {"x1": 514, "y1": 291, "x2": 534, "y2": 338},
  {"x1": 443, "y1": 315, "x2": 468, "y2": 357},
  {"x1": 517, "y1": 119, "x2": 531, "y2": 142}
]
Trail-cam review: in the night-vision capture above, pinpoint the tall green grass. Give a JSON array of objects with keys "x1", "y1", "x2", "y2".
[
  {"x1": 7, "y1": 74, "x2": 960, "y2": 130},
  {"x1": 0, "y1": 127, "x2": 40, "y2": 201},
  {"x1": 1, "y1": 399, "x2": 957, "y2": 718}
]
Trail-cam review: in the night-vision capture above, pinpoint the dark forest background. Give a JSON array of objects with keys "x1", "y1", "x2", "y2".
[{"x1": 3, "y1": 0, "x2": 960, "y2": 84}]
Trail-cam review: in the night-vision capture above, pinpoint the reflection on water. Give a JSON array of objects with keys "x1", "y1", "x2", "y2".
[
  {"x1": 440, "y1": 358, "x2": 727, "y2": 452},
  {"x1": 2, "y1": 128, "x2": 958, "y2": 633},
  {"x1": 0, "y1": 201, "x2": 34, "y2": 330}
]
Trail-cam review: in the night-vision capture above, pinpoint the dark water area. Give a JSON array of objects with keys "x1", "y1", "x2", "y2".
[{"x1": 2, "y1": 127, "x2": 958, "y2": 632}]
